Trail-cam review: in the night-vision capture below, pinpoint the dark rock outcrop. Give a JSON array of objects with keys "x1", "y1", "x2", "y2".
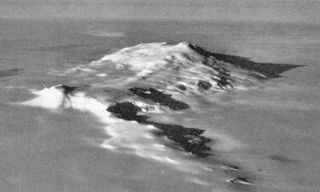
[
  {"x1": 188, "y1": 43, "x2": 303, "y2": 79},
  {"x1": 177, "y1": 84, "x2": 186, "y2": 91},
  {"x1": 197, "y1": 80, "x2": 212, "y2": 90},
  {"x1": 107, "y1": 102, "x2": 212, "y2": 157},
  {"x1": 129, "y1": 87, "x2": 189, "y2": 110},
  {"x1": 107, "y1": 102, "x2": 148, "y2": 122},
  {"x1": 150, "y1": 123, "x2": 212, "y2": 157},
  {"x1": 227, "y1": 176, "x2": 254, "y2": 186}
]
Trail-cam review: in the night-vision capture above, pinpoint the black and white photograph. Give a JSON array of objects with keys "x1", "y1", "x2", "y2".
[{"x1": 0, "y1": 0, "x2": 320, "y2": 191}]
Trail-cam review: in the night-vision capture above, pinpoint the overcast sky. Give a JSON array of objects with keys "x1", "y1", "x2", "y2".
[{"x1": 1, "y1": 0, "x2": 319, "y2": 23}]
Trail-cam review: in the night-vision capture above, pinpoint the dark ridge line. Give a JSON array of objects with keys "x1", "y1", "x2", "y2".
[
  {"x1": 188, "y1": 43, "x2": 303, "y2": 79},
  {"x1": 0, "y1": 68, "x2": 22, "y2": 78},
  {"x1": 107, "y1": 102, "x2": 212, "y2": 157},
  {"x1": 129, "y1": 87, "x2": 190, "y2": 110}
]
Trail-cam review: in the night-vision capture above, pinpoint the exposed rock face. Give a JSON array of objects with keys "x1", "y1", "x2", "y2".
[
  {"x1": 107, "y1": 102, "x2": 145, "y2": 121},
  {"x1": 107, "y1": 101, "x2": 212, "y2": 157},
  {"x1": 188, "y1": 43, "x2": 302, "y2": 79},
  {"x1": 150, "y1": 123, "x2": 212, "y2": 157},
  {"x1": 129, "y1": 87, "x2": 189, "y2": 110},
  {"x1": 197, "y1": 80, "x2": 212, "y2": 90},
  {"x1": 177, "y1": 84, "x2": 186, "y2": 91}
]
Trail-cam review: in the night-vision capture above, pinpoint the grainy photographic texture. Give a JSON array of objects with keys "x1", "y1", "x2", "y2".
[{"x1": 0, "y1": 1, "x2": 320, "y2": 192}]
